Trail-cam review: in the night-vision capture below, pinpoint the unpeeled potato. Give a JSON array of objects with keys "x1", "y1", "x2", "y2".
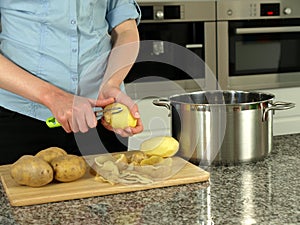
[
  {"x1": 10, "y1": 155, "x2": 53, "y2": 187},
  {"x1": 50, "y1": 154, "x2": 86, "y2": 182},
  {"x1": 35, "y1": 147, "x2": 67, "y2": 163},
  {"x1": 103, "y1": 103, "x2": 137, "y2": 129}
]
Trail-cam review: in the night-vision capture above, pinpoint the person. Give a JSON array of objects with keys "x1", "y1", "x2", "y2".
[{"x1": 0, "y1": 1, "x2": 143, "y2": 165}]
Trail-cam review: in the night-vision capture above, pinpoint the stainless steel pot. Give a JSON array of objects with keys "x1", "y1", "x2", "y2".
[{"x1": 153, "y1": 90, "x2": 295, "y2": 166}]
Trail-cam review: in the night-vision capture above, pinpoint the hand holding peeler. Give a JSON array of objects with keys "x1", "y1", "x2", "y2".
[{"x1": 46, "y1": 107, "x2": 123, "y2": 128}]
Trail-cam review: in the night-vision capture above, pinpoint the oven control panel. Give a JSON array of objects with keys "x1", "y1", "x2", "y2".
[
  {"x1": 260, "y1": 3, "x2": 280, "y2": 17},
  {"x1": 140, "y1": 5, "x2": 182, "y2": 20},
  {"x1": 217, "y1": 0, "x2": 300, "y2": 20},
  {"x1": 138, "y1": 1, "x2": 215, "y2": 22}
]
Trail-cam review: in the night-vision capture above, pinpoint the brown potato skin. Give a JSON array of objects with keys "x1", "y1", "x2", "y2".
[
  {"x1": 35, "y1": 147, "x2": 67, "y2": 163},
  {"x1": 50, "y1": 155, "x2": 86, "y2": 182},
  {"x1": 10, "y1": 155, "x2": 53, "y2": 187}
]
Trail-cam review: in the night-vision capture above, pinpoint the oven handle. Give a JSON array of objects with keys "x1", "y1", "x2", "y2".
[
  {"x1": 185, "y1": 44, "x2": 203, "y2": 49},
  {"x1": 236, "y1": 26, "x2": 300, "y2": 34}
]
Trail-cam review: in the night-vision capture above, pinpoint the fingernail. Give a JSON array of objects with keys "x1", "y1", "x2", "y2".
[
  {"x1": 134, "y1": 112, "x2": 140, "y2": 118},
  {"x1": 125, "y1": 127, "x2": 132, "y2": 133}
]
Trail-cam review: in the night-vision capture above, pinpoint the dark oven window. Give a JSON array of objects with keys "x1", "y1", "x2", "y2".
[
  {"x1": 229, "y1": 19, "x2": 300, "y2": 76},
  {"x1": 125, "y1": 22, "x2": 205, "y2": 83}
]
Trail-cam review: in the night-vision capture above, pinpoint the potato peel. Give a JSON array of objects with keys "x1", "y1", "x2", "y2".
[{"x1": 93, "y1": 152, "x2": 174, "y2": 185}]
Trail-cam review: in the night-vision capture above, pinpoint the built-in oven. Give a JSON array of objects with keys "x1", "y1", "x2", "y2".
[
  {"x1": 125, "y1": 0, "x2": 216, "y2": 99},
  {"x1": 217, "y1": 0, "x2": 300, "y2": 90}
]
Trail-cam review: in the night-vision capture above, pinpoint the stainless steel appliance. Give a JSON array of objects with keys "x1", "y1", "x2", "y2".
[
  {"x1": 217, "y1": 0, "x2": 300, "y2": 90},
  {"x1": 125, "y1": 0, "x2": 217, "y2": 99}
]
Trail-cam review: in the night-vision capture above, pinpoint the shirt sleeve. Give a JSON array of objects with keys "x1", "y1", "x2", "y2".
[{"x1": 106, "y1": 0, "x2": 141, "y2": 32}]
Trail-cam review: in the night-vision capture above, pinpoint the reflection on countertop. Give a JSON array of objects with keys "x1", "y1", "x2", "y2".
[{"x1": 0, "y1": 134, "x2": 299, "y2": 225}]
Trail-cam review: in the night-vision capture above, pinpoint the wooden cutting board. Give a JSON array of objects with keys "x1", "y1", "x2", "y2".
[{"x1": 0, "y1": 155, "x2": 210, "y2": 207}]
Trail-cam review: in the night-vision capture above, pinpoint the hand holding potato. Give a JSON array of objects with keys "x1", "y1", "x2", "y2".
[
  {"x1": 102, "y1": 102, "x2": 143, "y2": 137},
  {"x1": 103, "y1": 103, "x2": 137, "y2": 129},
  {"x1": 98, "y1": 86, "x2": 143, "y2": 137}
]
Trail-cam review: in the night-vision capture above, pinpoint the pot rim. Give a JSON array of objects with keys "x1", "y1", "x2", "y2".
[{"x1": 168, "y1": 90, "x2": 275, "y2": 106}]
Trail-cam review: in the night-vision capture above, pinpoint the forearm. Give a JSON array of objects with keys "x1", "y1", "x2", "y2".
[
  {"x1": 0, "y1": 54, "x2": 115, "y2": 133},
  {"x1": 101, "y1": 20, "x2": 140, "y2": 88},
  {"x1": 0, "y1": 54, "x2": 69, "y2": 109}
]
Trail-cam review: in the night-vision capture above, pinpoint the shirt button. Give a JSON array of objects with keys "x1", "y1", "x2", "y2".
[
  {"x1": 72, "y1": 48, "x2": 77, "y2": 53},
  {"x1": 71, "y1": 20, "x2": 76, "y2": 25}
]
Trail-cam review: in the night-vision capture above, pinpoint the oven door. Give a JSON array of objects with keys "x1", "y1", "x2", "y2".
[
  {"x1": 218, "y1": 19, "x2": 300, "y2": 90},
  {"x1": 125, "y1": 21, "x2": 216, "y2": 98}
]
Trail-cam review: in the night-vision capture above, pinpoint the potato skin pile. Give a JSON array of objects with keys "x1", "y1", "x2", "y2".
[
  {"x1": 10, "y1": 147, "x2": 86, "y2": 187},
  {"x1": 91, "y1": 136, "x2": 179, "y2": 185}
]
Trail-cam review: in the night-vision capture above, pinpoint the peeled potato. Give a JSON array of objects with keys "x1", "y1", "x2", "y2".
[
  {"x1": 140, "y1": 155, "x2": 164, "y2": 166},
  {"x1": 35, "y1": 147, "x2": 67, "y2": 163},
  {"x1": 140, "y1": 136, "x2": 179, "y2": 158},
  {"x1": 10, "y1": 155, "x2": 53, "y2": 187},
  {"x1": 50, "y1": 155, "x2": 86, "y2": 182},
  {"x1": 103, "y1": 103, "x2": 137, "y2": 129}
]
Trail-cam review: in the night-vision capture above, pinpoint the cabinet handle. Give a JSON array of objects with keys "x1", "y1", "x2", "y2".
[
  {"x1": 185, "y1": 44, "x2": 203, "y2": 49},
  {"x1": 236, "y1": 26, "x2": 300, "y2": 34}
]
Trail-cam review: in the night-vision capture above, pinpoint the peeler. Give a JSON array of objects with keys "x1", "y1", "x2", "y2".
[{"x1": 46, "y1": 107, "x2": 123, "y2": 128}]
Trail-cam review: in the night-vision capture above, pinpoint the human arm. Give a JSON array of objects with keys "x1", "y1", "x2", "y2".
[
  {"x1": 0, "y1": 54, "x2": 114, "y2": 133},
  {"x1": 99, "y1": 19, "x2": 143, "y2": 137}
]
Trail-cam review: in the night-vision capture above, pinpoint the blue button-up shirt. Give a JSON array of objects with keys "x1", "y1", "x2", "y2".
[{"x1": 0, "y1": 0, "x2": 140, "y2": 121}]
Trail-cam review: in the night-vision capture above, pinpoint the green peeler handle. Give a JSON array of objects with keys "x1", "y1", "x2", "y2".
[
  {"x1": 46, "y1": 106, "x2": 122, "y2": 128},
  {"x1": 46, "y1": 117, "x2": 61, "y2": 128}
]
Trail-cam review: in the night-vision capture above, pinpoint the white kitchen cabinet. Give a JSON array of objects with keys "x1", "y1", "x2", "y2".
[
  {"x1": 128, "y1": 97, "x2": 171, "y2": 150},
  {"x1": 257, "y1": 87, "x2": 300, "y2": 136}
]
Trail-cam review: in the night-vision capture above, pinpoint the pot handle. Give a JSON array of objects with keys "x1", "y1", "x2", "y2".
[
  {"x1": 153, "y1": 98, "x2": 171, "y2": 116},
  {"x1": 263, "y1": 101, "x2": 295, "y2": 121}
]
